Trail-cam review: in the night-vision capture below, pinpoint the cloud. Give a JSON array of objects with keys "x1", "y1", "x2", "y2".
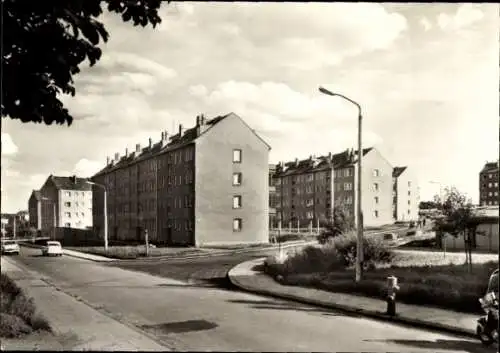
[
  {"x1": 420, "y1": 17, "x2": 432, "y2": 31},
  {"x1": 1, "y1": 133, "x2": 18, "y2": 155},
  {"x1": 437, "y1": 4, "x2": 484, "y2": 31},
  {"x1": 73, "y1": 159, "x2": 104, "y2": 178}
]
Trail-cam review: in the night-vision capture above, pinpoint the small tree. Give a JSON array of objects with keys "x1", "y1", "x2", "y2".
[
  {"x1": 433, "y1": 187, "x2": 476, "y2": 272},
  {"x1": 318, "y1": 204, "x2": 354, "y2": 244}
]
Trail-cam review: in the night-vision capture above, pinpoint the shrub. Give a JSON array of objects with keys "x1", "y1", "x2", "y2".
[
  {"x1": 331, "y1": 231, "x2": 394, "y2": 267},
  {"x1": 0, "y1": 313, "x2": 32, "y2": 338},
  {"x1": 29, "y1": 313, "x2": 52, "y2": 332}
]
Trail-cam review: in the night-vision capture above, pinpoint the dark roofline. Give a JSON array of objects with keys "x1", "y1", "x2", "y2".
[
  {"x1": 92, "y1": 113, "x2": 238, "y2": 179},
  {"x1": 393, "y1": 166, "x2": 407, "y2": 178}
]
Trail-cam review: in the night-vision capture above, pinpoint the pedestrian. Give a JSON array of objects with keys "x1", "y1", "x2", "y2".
[{"x1": 423, "y1": 218, "x2": 426, "y2": 227}]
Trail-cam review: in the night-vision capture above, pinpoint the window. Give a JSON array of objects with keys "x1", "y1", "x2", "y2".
[
  {"x1": 346, "y1": 196, "x2": 353, "y2": 204},
  {"x1": 65, "y1": 212, "x2": 71, "y2": 218},
  {"x1": 374, "y1": 196, "x2": 379, "y2": 204},
  {"x1": 489, "y1": 183, "x2": 493, "y2": 188},
  {"x1": 408, "y1": 200, "x2": 411, "y2": 205},
  {"x1": 233, "y1": 173, "x2": 242, "y2": 186},
  {"x1": 408, "y1": 181, "x2": 411, "y2": 187},
  {"x1": 495, "y1": 182, "x2": 499, "y2": 187},
  {"x1": 75, "y1": 202, "x2": 79, "y2": 207},
  {"x1": 374, "y1": 210, "x2": 379, "y2": 218},
  {"x1": 233, "y1": 195, "x2": 242, "y2": 209},
  {"x1": 373, "y1": 183, "x2": 379, "y2": 191},
  {"x1": 64, "y1": 223, "x2": 71, "y2": 227},
  {"x1": 495, "y1": 192, "x2": 499, "y2": 196},
  {"x1": 344, "y1": 182, "x2": 353, "y2": 191},
  {"x1": 489, "y1": 174, "x2": 493, "y2": 179},
  {"x1": 489, "y1": 192, "x2": 493, "y2": 196},
  {"x1": 233, "y1": 218, "x2": 242, "y2": 231},
  {"x1": 408, "y1": 190, "x2": 411, "y2": 196},
  {"x1": 81, "y1": 212, "x2": 85, "y2": 217},
  {"x1": 306, "y1": 199, "x2": 314, "y2": 207},
  {"x1": 373, "y1": 169, "x2": 380, "y2": 177},
  {"x1": 64, "y1": 202, "x2": 71, "y2": 207},
  {"x1": 306, "y1": 211, "x2": 314, "y2": 219},
  {"x1": 233, "y1": 149, "x2": 242, "y2": 163},
  {"x1": 408, "y1": 210, "x2": 411, "y2": 215},
  {"x1": 65, "y1": 191, "x2": 71, "y2": 197},
  {"x1": 343, "y1": 169, "x2": 350, "y2": 177}
]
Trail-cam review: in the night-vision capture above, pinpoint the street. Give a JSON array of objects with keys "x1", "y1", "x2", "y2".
[{"x1": 7, "y1": 246, "x2": 495, "y2": 352}]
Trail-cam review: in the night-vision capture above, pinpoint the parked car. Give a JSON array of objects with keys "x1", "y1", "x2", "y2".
[
  {"x1": 42, "y1": 241, "x2": 63, "y2": 256},
  {"x1": 1, "y1": 240, "x2": 20, "y2": 255}
]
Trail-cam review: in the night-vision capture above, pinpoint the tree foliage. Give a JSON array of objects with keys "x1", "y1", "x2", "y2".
[
  {"x1": 318, "y1": 204, "x2": 355, "y2": 244},
  {"x1": 433, "y1": 187, "x2": 476, "y2": 271},
  {"x1": 2, "y1": 0, "x2": 165, "y2": 126}
]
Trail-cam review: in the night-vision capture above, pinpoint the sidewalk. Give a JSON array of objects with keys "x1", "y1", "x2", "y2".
[
  {"x1": 228, "y1": 258, "x2": 478, "y2": 339},
  {"x1": 1, "y1": 256, "x2": 168, "y2": 351}
]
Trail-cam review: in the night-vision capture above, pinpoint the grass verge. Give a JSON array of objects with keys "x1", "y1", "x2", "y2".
[
  {"x1": 0, "y1": 273, "x2": 52, "y2": 338},
  {"x1": 262, "y1": 232, "x2": 499, "y2": 314},
  {"x1": 68, "y1": 245, "x2": 204, "y2": 259}
]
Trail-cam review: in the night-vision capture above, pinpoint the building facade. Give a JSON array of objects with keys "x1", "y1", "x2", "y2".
[
  {"x1": 479, "y1": 161, "x2": 499, "y2": 206},
  {"x1": 268, "y1": 164, "x2": 278, "y2": 228},
  {"x1": 34, "y1": 175, "x2": 93, "y2": 236},
  {"x1": 92, "y1": 112, "x2": 270, "y2": 247},
  {"x1": 392, "y1": 166, "x2": 420, "y2": 222},
  {"x1": 272, "y1": 147, "x2": 395, "y2": 228}
]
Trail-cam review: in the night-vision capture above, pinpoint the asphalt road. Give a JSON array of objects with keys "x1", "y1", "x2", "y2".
[{"x1": 9, "y1": 246, "x2": 495, "y2": 352}]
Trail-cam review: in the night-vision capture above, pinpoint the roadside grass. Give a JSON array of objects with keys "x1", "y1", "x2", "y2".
[
  {"x1": 202, "y1": 243, "x2": 272, "y2": 250},
  {"x1": 262, "y1": 232, "x2": 499, "y2": 314},
  {"x1": 0, "y1": 273, "x2": 52, "y2": 338},
  {"x1": 67, "y1": 245, "x2": 205, "y2": 259}
]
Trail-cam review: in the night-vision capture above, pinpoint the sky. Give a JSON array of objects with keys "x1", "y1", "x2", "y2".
[{"x1": 1, "y1": 2, "x2": 499, "y2": 213}]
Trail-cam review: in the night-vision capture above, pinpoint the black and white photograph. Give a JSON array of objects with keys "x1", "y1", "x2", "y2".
[{"x1": 1, "y1": 2, "x2": 499, "y2": 352}]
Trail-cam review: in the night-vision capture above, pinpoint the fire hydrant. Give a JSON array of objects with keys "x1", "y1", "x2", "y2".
[{"x1": 386, "y1": 276, "x2": 400, "y2": 316}]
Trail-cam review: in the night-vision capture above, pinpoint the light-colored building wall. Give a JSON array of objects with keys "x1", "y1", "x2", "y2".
[
  {"x1": 58, "y1": 189, "x2": 92, "y2": 229},
  {"x1": 359, "y1": 149, "x2": 394, "y2": 227},
  {"x1": 395, "y1": 169, "x2": 419, "y2": 222},
  {"x1": 195, "y1": 113, "x2": 269, "y2": 246}
]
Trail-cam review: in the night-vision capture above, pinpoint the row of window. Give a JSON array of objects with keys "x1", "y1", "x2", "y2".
[
  {"x1": 64, "y1": 212, "x2": 86, "y2": 218},
  {"x1": 482, "y1": 200, "x2": 499, "y2": 206},
  {"x1": 64, "y1": 201, "x2": 86, "y2": 207},
  {"x1": 64, "y1": 191, "x2": 88, "y2": 197},
  {"x1": 482, "y1": 173, "x2": 499, "y2": 180},
  {"x1": 481, "y1": 182, "x2": 499, "y2": 189},
  {"x1": 481, "y1": 191, "x2": 499, "y2": 198}
]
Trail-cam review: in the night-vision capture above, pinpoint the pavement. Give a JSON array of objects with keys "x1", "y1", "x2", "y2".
[
  {"x1": 1, "y1": 247, "x2": 494, "y2": 352},
  {"x1": 1, "y1": 256, "x2": 168, "y2": 351},
  {"x1": 227, "y1": 257, "x2": 487, "y2": 340}
]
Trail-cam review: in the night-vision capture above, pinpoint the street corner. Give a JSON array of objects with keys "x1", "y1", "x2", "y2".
[{"x1": 228, "y1": 257, "x2": 267, "y2": 279}]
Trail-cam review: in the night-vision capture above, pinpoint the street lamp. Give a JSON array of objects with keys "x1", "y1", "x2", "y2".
[
  {"x1": 85, "y1": 180, "x2": 108, "y2": 251},
  {"x1": 319, "y1": 86, "x2": 364, "y2": 283}
]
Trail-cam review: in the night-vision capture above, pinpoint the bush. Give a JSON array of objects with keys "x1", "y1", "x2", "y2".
[
  {"x1": 0, "y1": 313, "x2": 32, "y2": 338},
  {"x1": 0, "y1": 273, "x2": 52, "y2": 337},
  {"x1": 264, "y1": 232, "x2": 394, "y2": 277}
]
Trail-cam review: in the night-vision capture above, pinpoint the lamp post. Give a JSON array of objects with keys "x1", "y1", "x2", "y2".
[
  {"x1": 319, "y1": 86, "x2": 364, "y2": 283},
  {"x1": 85, "y1": 180, "x2": 108, "y2": 251}
]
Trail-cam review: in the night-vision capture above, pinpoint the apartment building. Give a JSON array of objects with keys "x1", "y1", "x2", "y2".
[
  {"x1": 479, "y1": 161, "x2": 499, "y2": 206},
  {"x1": 92, "y1": 112, "x2": 270, "y2": 247},
  {"x1": 392, "y1": 167, "x2": 419, "y2": 222},
  {"x1": 34, "y1": 175, "x2": 93, "y2": 235},
  {"x1": 269, "y1": 164, "x2": 278, "y2": 228},
  {"x1": 273, "y1": 147, "x2": 394, "y2": 228}
]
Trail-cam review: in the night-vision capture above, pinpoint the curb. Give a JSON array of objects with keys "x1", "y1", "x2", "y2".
[{"x1": 227, "y1": 260, "x2": 477, "y2": 340}]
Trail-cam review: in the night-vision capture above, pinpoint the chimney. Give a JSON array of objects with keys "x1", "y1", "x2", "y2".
[
  {"x1": 295, "y1": 158, "x2": 299, "y2": 166},
  {"x1": 161, "y1": 130, "x2": 169, "y2": 147},
  {"x1": 328, "y1": 152, "x2": 332, "y2": 160},
  {"x1": 135, "y1": 143, "x2": 141, "y2": 153},
  {"x1": 178, "y1": 124, "x2": 184, "y2": 136},
  {"x1": 125, "y1": 148, "x2": 128, "y2": 157},
  {"x1": 106, "y1": 156, "x2": 111, "y2": 165},
  {"x1": 309, "y1": 155, "x2": 313, "y2": 160},
  {"x1": 196, "y1": 114, "x2": 209, "y2": 136},
  {"x1": 114, "y1": 152, "x2": 120, "y2": 162},
  {"x1": 149, "y1": 137, "x2": 152, "y2": 148}
]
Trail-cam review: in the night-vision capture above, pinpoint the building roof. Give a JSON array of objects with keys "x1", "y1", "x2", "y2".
[
  {"x1": 274, "y1": 147, "x2": 373, "y2": 177},
  {"x1": 30, "y1": 190, "x2": 42, "y2": 201},
  {"x1": 50, "y1": 175, "x2": 92, "y2": 191},
  {"x1": 480, "y1": 161, "x2": 499, "y2": 174},
  {"x1": 392, "y1": 166, "x2": 407, "y2": 178},
  {"x1": 92, "y1": 113, "x2": 234, "y2": 178}
]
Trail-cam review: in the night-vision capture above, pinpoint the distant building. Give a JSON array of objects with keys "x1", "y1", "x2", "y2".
[
  {"x1": 272, "y1": 147, "x2": 395, "y2": 228},
  {"x1": 28, "y1": 190, "x2": 42, "y2": 229},
  {"x1": 269, "y1": 164, "x2": 278, "y2": 228},
  {"x1": 34, "y1": 175, "x2": 93, "y2": 236},
  {"x1": 392, "y1": 166, "x2": 419, "y2": 222},
  {"x1": 92, "y1": 113, "x2": 270, "y2": 247},
  {"x1": 479, "y1": 161, "x2": 499, "y2": 206}
]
